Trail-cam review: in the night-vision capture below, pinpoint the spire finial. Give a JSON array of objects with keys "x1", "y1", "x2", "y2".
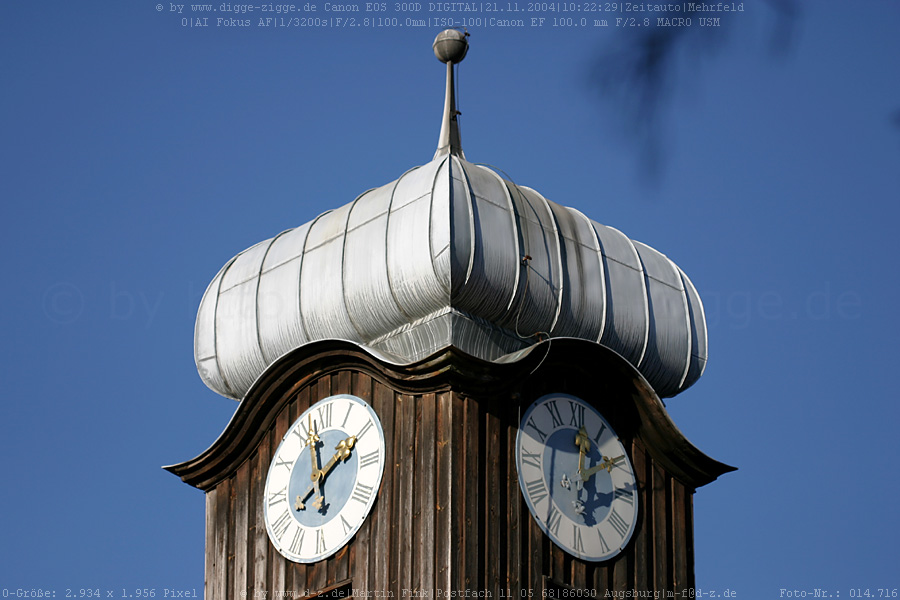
[{"x1": 433, "y1": 29, "x2": 468, "y2": 160}]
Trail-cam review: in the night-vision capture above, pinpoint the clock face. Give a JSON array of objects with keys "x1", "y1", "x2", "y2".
[
  {"x1": 516, "y1": 393, "x2": 638, "y2": 562},
  {"x1": 263, "y1": 394, "x2": 385, "y2": 563}
]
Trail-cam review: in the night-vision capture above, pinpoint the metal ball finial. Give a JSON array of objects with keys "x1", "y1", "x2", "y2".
[{"x1": 433, "y1": 29, "x2": 468, "y2": 64}]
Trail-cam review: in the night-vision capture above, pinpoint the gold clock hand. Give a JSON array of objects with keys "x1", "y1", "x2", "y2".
[
  {"x1": 308, "y1": 416, "x2": 322, "y2": 480},
  {"x1": 297, "y1": 436, "x2": 357, "y2": 512},
  {"x1": 318, "y1": 436, "x2": 356, "y2": 481},
  {"x1": 306, "y1": 416, "x2": 325, "y2": 508},
  {"x1": 604, "y1": 454, "x2": 625, "y2": 472},
  {"x1": 295, "y1": 487, "x2": 313, "y2": 511},
  {"x1": 582, "y1": 454, "x2": 626, "y2": 480},
  {"x1": 575, "y1": 427, "x2": 591, "y2": 479}
]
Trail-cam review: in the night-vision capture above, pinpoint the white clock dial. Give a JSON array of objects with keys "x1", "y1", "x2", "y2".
[
  {"x1": 516, "y1": 393, "x2": 638, "y2": 562},
  {"x1": 263, "y1": 394, "x2": 385, "y2": 563}
]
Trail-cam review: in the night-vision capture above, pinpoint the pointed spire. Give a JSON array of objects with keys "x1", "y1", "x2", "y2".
[{"x1": 432, "y1": 29, "x2": 469, "y2": 160}]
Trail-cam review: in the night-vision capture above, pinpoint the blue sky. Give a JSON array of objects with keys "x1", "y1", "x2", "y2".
[{"x1": 2, "y1": 1, "x2": 898, "y2": 596}]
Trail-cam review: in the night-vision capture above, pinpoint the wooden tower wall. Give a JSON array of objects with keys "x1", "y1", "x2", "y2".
[{"x1": 168, "y1": 340, "x2": 732, "y2": 599}]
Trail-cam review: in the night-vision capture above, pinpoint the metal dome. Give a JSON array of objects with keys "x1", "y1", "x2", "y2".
[{"x1": 193, "y1": 32, "x2": 708, "y2": 401}]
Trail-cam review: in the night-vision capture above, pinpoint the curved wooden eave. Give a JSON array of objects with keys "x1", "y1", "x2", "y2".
[
  {"x1": 165, "y1": 339, "x2": 533, "y2": 490},
  {"x1": 517, "y1": 339, "x2": 736, "y2": 490},
  {"x1": 165, "y1": 338, "x2": 734, "y2": 492}
]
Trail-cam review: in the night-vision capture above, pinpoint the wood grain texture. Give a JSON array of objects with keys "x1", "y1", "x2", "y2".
[{"x1": 175, "y1": 341, "x2": 733, "y2": 599}]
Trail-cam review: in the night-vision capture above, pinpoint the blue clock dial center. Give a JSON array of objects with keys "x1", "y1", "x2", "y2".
[
  {"x1": 544, "y1": 428, "x2": 613, "y2": 527},
  {"x1": 289, "y1": 428, "x2": 359, "y2": 527}
]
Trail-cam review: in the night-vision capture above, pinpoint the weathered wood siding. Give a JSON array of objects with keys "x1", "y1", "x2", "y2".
[{"x1": 203, "y1": 368, "x2": 697, "y2": 598}]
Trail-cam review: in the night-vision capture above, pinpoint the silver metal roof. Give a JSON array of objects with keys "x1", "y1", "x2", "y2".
[{"x1": 193, "y1": 31, "x2": 708, "y2": 401}]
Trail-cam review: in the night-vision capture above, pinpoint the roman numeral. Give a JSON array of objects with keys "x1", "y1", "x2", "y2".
[
  {"x1": 597, "y1": 530, "x2": 610, "y2": 553},
  {"x1": 271, "y1": 510, "x2": 292, "y2": 539},
  {"x1": 520, "y1": 447, "x2": 541, "y2": 469},
  {"x1": 359, "y1": 450, "x2": 380, "y2": 469},
  {"x1": 568, "y1": 400, "x2": 585, "y2": 428},
  {"x1": 342, "y1": 403, "x2": 355, "y2": 427},
  {"x1": 340, "y1": 514, "x2": 353, "y2": 534},
  {"x1": 572, "y1": 525, "x2": 585, "y2": 553},
  {"x1": 356, "y1": 419, "x2": 374, "y2": 441},
  {"x1": 546, "y1": 504, "x2": 562, "y2": 536},
  {"x1": 290, "y1": 426, "x2": 307, "y2": 446},
  {"x1": 316, "y1": 529, "x2": 327, "y2": 554},
  {"x1": 614, "y1": 486, "x2": 634, "y2": 505},
  {"x1": 544, "y1": 400, "x2": 564, "y2": 428},
  {"x1": 351, "y1": 481, "x2": 374, "y2": 505},
  {"x1": 268, "y1": 487, "x2": 287, "y2": 507},
  {"x1": 274, "y1": 456, "x2": 294, "y2": 471},
  {"x1": 289, "y1": 527, "x2": 304, "y2": 554},
  {"x1": 593, "y1": 422, "x2": 608, "y2": 445},
  {"x1": 608, "y1": 508, "x2": 629, "y2": 539},
  {"x1": 317, "y1": 402, "x2": 333, "y2": 429},
  {"x1": 526, "y1": 417, "x2": 547, "y2": 443},
  {"x1": 525, "y1": 478, "x2": 548, "y2": 505}
]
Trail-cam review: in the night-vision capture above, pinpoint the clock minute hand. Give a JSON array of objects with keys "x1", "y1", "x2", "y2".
[{"x1": 306, "y1": 417, "x2": 326, "y2": 509}]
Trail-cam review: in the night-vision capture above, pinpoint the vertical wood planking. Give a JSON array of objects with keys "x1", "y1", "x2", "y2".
[
  {"x1": 450, "y1": 392, "x2": 467, "y2": 592},
  {"x1": 371, "y1": 381, "x2": 395, "y2": 593},
  {"x1": 463, "y1": 394, "x2": 481, "y2": 592},
  {"x1": 671, "y1": 479, "x2": 688, "y2": 591},
  {"x1": 205, "y1": 488, "x2": 216, "y2": 599},
  {"x1": 651, "y1": 462, "x2": 670, "y2": 591},
  {"x1": 505, "y1": 413, "x2": 522, "y2": 595},
  {"x1": 484, "y1": 406, "x2": 501, "y2": 596},
  {"x1": 415, "y1": 393, "x2": 437, "y2": 592},
  {"x1": 214, "y1": 477, "x2": 230, "y2": 600},
  {"x1": 232, "y1": 460, "x2": 250, "y2": 599},
  {"x1": 550, "y1": 544, "x2": 565, "y2": 587},
  {"x1": 252, "y1": 425, "x2": 272, "y2": 595},
  {"x1": 612, "y1": 521, "x2": 631, "y2": 592},
  {"x1": 686, "y1": 493, "x2": 696, "y2": 591},
  {"x1": 435, "y1": 391, "x2": 453, "y2": 592},
  {"x1": 393, "y1": 394, "x2": 416, "y2": 594},
  {"x1": 631, "y1": 440, "x2": 650, "y2": 592}
]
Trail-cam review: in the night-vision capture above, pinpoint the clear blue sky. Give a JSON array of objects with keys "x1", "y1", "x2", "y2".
[{"x1": 2, "y1": 1, "x2": 898, "y2": 597}]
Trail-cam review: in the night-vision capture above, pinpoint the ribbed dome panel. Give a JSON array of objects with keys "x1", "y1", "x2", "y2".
[
  {"x1": 633, "y1": 241, "x2": 692, "y2": 394},
  {"x1": 546, "y1": 203, "x2": 605, "y2": 340},
  {"x1": 450, "y1": 160, "x2": 520, "y2": 322},
  {"x1": 299, "y1": 203, "x2": 360, "y2": 341},
  {"x1": 387, "y1": 161, "x2": 449, "y2": 319},
  {"x1": 592, "y1": 223, "x2": 648, "y2": 366},
  {"x1": 343, "y1": 183, "x2": 407, "y2": 341},
  {"x1": 258, "y1": 224, "x2": 312, "y2": 363}
]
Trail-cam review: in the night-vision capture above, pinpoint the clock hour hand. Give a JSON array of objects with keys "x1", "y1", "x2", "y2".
[{"x1": 575, "y1": 427, "x2": 591, "y2": 475}]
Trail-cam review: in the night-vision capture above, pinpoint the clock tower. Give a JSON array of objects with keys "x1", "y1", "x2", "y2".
[{"x1": 167, "y1": 30, "x2": 734, "y2": 599}]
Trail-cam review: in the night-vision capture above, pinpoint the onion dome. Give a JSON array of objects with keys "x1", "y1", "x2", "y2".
[{"x1": 194, "y1": 30, "x2": 708, "y2": 401}]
